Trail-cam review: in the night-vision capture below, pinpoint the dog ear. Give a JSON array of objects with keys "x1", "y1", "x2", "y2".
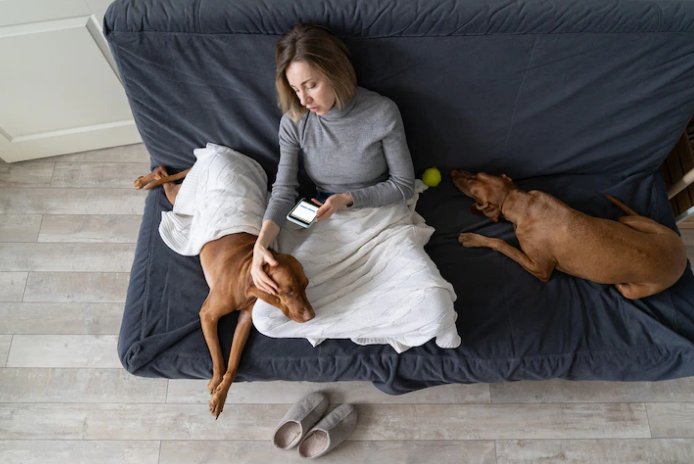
[
  {"x1": 250, "y1": 284, "x2": 283, "y2": 309},
  {"x1": 475, "y1": 202, "x2": 501, "y2": 222},
  {"x1": 469, "y1": 203, "x2": 487, "y2": 217}
]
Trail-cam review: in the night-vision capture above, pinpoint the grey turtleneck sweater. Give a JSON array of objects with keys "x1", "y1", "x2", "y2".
[{"x1": 263, "y1": 86, "x2": 415, "y2": 227}]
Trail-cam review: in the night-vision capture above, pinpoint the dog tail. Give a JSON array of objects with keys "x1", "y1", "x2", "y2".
[
  {"x1": 604, "y1": 194, "x2": 638, "y2": 216},
  {"x1": 144, "y1": 168, "x2": 192, "y2": 190}
]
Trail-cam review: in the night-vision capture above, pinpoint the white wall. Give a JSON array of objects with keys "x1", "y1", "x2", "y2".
[{"x1": 0, "y1": 0, "x2": 141, "y2": 163}]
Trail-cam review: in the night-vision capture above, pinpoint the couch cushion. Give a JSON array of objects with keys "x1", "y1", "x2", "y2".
[
  {"x1": 105, "y1": 0, "x2": 694, "y2": 179},
  {"x1": 119, "y1": 170, "x2": 694, "y2": 393}
]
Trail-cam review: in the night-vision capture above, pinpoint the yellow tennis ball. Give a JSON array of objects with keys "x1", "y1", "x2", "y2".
[{"x1": 422, "y1": 167, "x2": 442, "y2": 187}]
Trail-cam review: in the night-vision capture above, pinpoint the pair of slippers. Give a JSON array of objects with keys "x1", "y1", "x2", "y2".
[{"x1": 272, "y1": 392, "x2": 358, "y2": 459}]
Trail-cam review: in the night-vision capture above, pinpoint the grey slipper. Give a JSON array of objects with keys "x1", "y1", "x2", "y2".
[
  {"x1": 272, "y1": 392, "x2": 330, "y2": 450},
  {"x1": 297, "y1": 404, "x2": 358, "y2": 459}
]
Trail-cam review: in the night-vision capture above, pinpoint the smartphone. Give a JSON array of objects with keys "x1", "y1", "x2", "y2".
[{"x1": 287, "y1": 198, "x2": 319, "y2": 228}]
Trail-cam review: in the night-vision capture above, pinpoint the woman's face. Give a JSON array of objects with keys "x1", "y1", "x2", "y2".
[{"x1": 285, "y1": 61, "x2": 336, "y2": 116}]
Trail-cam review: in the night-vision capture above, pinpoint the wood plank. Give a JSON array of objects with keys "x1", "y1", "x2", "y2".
[
  {"x1": 0, "y1": 188, "x2": 145, "y2": 214},
  {"x1": 411, "y1": 403, "x2": 650, "y2": 440},
  {"x1": 672, "y1": 128, "x2": 692, "y2": 210},
  {"x1": 23, "y1": 272, "x2": 129, "y2": 303},
  {"x1": 0, "y1": 335, "x2": 11, "y2": 367},
  {"x1": 497, "y1": 439, "x2": 694, "y2": 464},
  {"x1": 647, "y1": 403, "x2": 694, "y2": 438},
  {"x1": 159, "y1": 440, "x2": 496, "y2": 464},
  {"x1": 5, "y1": 335, "x2": 121, "y2": 368},
  {"x1": 167, "y1": 379, "x2": 491, "y2": 405},
  {"x1": 46, "y1": 143, "x2": 150, "y2": 164},
  {"x1": 0, "y1": 214, "x2": 42, "y2": 242},
  {"x1": 0, "y1": 302, "x2": 124, "y2": 335},
  {"x1": 0, "y1": 440, "x2": 160, "y2": 464},
  {"x1": 671, "y1": 198, "x2": 681, "y2": 217},
  {"x1": 674, "y1": 188, "x2": 693, "y2": 220},
  {"x1": 0, "y1": 368, "x2": 166, "y2": 403},
  {"x1": 0, "y1": 160, "x2": 54, "y2": 187},
  {"x1": 675, "y1": 129, "x2": 694, "y2": 208},
  {"x1": 661, "y1": 162, "x2": 673, "y2": 188},
  {"x1": 0, "y1": 403, "x2": 288, "y2": 441},
  {"x1": 490, "y1": 378, "x2": 694, "y2": 403},
  {"x1": 0, "y1": 243, "x2": 135, "y2": 272},
  {"x1": 0, "y1": 272, "x2": 28, "y2": 302},
  {"x1": 0, "y1": 403, "x2": 650, "y2": 441},
  {"x1": 38, "y1": 214, "x2": 141, "y2": 243},
  {"x1": 51, "y1": 162, "x2": 151, "y2": 188}
]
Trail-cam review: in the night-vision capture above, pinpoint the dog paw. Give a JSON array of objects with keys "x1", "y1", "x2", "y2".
[
  {"x1": 133, "y1": 177, "x2": 149, "y2": 189},
  {"x1": 209, "y1": 386, "x2": 229, "y2": 419},
  {"x1": 207, "y1": 376, "x2": 223, "y2": 395},
  {"x1": 458, "y1": 233, "x2": 488, "y2": 248}
]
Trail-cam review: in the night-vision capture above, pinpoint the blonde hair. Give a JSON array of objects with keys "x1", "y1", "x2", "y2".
[{"x1": 275, "y1": 23, "x2": 357, "y2": 121}]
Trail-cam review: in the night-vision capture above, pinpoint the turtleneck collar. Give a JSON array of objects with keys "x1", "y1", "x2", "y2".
[{"x1": 319, "y1": 87, "x2": 359, "y2": 122}]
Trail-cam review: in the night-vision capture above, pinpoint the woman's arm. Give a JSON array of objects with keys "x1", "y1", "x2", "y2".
[
  {"x1": 251, "y1": 219, "x2": 281, "y2": 295},
  {"x1": 263, "y1": 116, "x2": 302, "y2": 227},
  {"x1": 253, "y1": 115, "x2": 302, "y2": 294},
  {"x1": 347, "y1": 101, "x2": 415, "y2": 207}
]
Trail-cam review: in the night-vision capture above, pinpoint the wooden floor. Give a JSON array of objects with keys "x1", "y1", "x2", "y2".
[{"x1": 1, "y1": 144, "x2": 694, "y2": 464}]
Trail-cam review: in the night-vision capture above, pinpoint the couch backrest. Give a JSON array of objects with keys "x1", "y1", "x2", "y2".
[{"x1": 105, "y1": 0, "x2": 694, "y2": 182}]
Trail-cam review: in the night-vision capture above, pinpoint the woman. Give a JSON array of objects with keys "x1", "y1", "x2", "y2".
[{"x1": 251, "y1": 23, "x2": 415, "y2": 295}]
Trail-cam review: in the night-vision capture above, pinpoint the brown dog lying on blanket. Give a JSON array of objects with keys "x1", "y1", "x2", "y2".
[
  {"x1": 450, "y1": 170, "x2": 687, "y2": 299},
  {"x1": 135, "y1": 167, "x2": 314, "y2": 418}
]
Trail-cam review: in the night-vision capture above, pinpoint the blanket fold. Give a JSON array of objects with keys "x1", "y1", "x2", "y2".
[
  {"x1": 253, "y1": 180, "x2": 461, "y2": 353},
  {"x1": 158, "y1": 143, "x2": 268, "y2": 256},
  {"x1": 158, "y1": 143, "x2": 460, "y2": 353}
]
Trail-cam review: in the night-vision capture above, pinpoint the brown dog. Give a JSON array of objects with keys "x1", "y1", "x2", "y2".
[
  {"x1": 135, "y1": 167, "x2": 314, "y2": 417},
  {"x1": 450, "y1": 170, "x2": 687, "y2": 299}
]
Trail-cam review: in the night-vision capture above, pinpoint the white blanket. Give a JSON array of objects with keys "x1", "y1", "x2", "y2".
[
  {"x1": 158, "y1": 143, "x2": 268, "y2": 256},
  {"x1": 252, "y1": 180, "x2": 461, "y2": 353},
  {"x1": 158, "y1": 143, "x2": 461, "y2": 353}
]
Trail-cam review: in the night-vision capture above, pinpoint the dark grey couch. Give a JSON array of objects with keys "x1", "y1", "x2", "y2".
[{"x1": 105, "y1": 0, "x2": 694, "y2": 394}]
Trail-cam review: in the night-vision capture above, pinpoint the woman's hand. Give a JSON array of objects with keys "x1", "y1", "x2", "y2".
[
  {"x1": 251, "y1": 243, "x2": 279, "y2": 295},
  {"x1": 312, "y1": 193, "x2": 353, "y2": 222},
  {"x1": 251, "y1": 220, "x2": 281, "y2": 295}
]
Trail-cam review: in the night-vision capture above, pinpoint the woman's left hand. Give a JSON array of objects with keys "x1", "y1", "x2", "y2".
[{"x1": 312, "y1": 193, "x2": 353, "y2": 222}]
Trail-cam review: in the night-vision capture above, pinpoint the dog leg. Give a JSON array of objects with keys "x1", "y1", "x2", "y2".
[
  {"x1": 615, "y1": 282, "x2": 663, "y2": 300},
  {"x1": 134, "y1": 167, "x2": 191, "y2": 191},
  {"x1": 606, "y1": 195, "x2": 675, "y2": 236},
  {"x1": 141, "y1": 168, "x2": 191, "y2": 191},
  {"x1": 459, "y1": 233, "x2": 554, "y2": 282},
  {"x1": 210, "y1": 306, "x2": 253, "y2": 419},
  {"x1": 199, "y1": 294, "x2": 233, "y2": 399},
  {"x1": 134, "y1": 166, "x2": 169, "y2": 190},
  {"x1": 617, "y1": 215, "x2": 674, "y2": 235}
]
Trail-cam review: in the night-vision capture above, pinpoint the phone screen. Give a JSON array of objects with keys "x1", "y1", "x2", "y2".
[{"x1": 290, "y1": 200, "x2": 319, "y2": 224}]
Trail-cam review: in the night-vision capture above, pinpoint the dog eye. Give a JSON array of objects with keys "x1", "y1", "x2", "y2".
[{"x1": 283, "y1": 291, "x2": 295, "y2": 297}]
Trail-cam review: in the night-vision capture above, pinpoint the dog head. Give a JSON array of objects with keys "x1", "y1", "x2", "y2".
[
  {"x1": 257, "y1": 252, "x2": 314, "y2": 323},
  {"x1": 450, "y1": 170, "x2": 516, "y2": 222}
]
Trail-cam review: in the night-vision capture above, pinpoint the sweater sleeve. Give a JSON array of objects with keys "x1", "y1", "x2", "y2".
[
  {"x1": 263, "y1": 114, "x2": 301, "y2": 227},
  {"x1": 347, "y1": 100, "x2": 415, "y2": 208}
]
